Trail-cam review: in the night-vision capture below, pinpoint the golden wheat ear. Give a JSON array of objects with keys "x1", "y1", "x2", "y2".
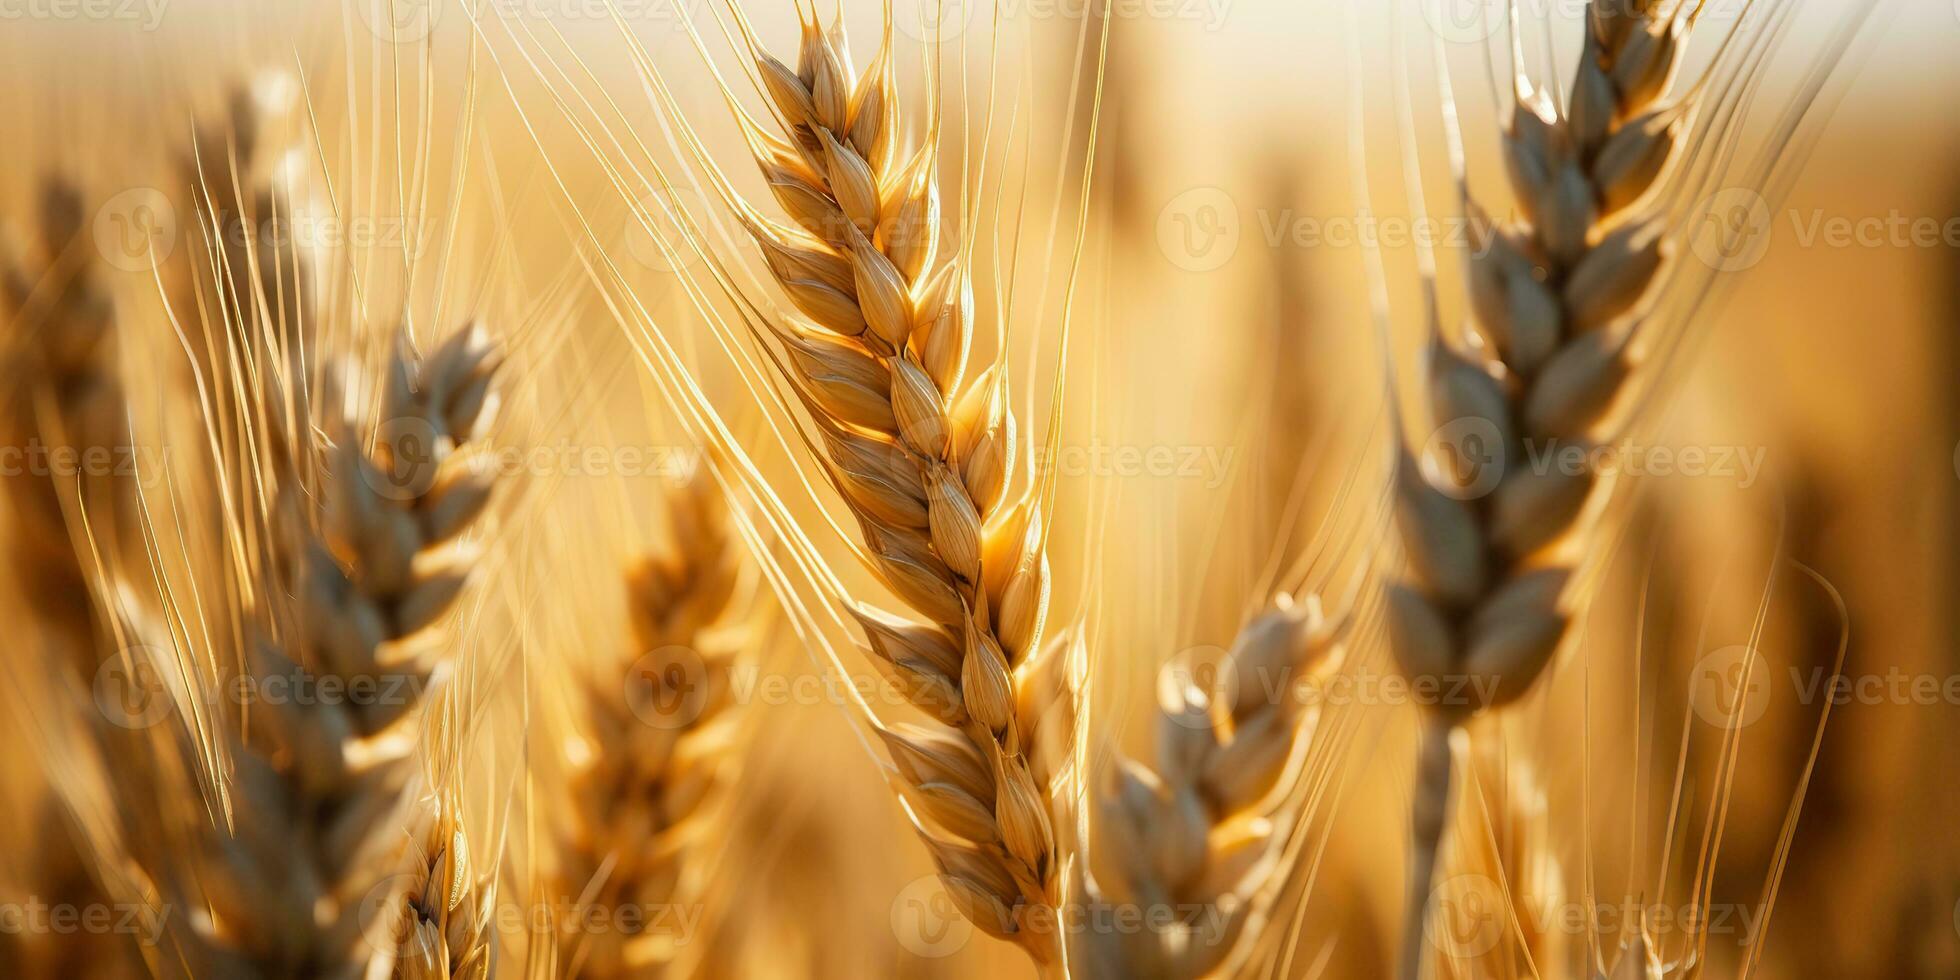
[
  {"x1": 555, "y1": 471, "x2": 749, "y2": 979},
  {"x1": 389, "y1": 791, "x2": 498, "y2": 980},
  {"x1": 621, "y1": 8, "x2": 1084, "y2": 968},
  {"x1": 1084, "y1": 595, "x2": 1343, "y2": 978}
]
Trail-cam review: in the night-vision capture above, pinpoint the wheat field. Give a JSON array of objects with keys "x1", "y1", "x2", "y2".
[{"x1": 0, "y1": 0, "x2": 1954, "y2": 977}]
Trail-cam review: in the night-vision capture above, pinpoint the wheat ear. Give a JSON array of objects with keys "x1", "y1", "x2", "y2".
[
  {"x1": 168, "y1": 324, "x2": 500, "y2": 977},
  {"x1": 391, "y1": 790, "x2": 497, "y2": 980},
  {"x1": 1388, "y1": 3, "x2": 1701, "y2": 975},
  {"x1": 556, "y1": 473, "x2": 744, "y2": 978},
  {"x1": 722, "y1": 13, "x2": 1070, "y2": 966},
  {"x1": 1089, "y1": 596, "x2": 1340, "y2": 978}
]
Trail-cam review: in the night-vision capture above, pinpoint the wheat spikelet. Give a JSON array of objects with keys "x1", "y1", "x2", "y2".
[
  {"x1": 166, "y1": 324, "x2": 501, "y2": 977},
  {"x1": 1088, "y1": 595, "x2": 1340, "y2": 978},
  {"x1": 1386, "y1": 4, "x2": 1708, "y2": 972},
  {"x1": 556, "y1": 473, "x2": 744, "y2": 978},
  {"x1": 718, "y1": 12, "x2": 1074, "y2": 966}
]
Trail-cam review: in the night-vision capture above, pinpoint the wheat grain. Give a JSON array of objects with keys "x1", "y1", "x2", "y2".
[
  {"x1": 1086, "y1": 595, "x2": 1340, "y2": 978},
  {"x1": 718, "y1": 12, "x2": 1074, "y2": 967},
  {"x1": 1387, "y1": 2, "x2": 1701, "y2": 975},
  {"x1": 556, "y1": 473, "x2": 745, "y2": 978}
]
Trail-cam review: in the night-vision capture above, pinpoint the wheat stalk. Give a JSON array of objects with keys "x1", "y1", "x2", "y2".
[
  {"x1": 1087, "y1": 595, "x2": 1340, "y2": 978},
  {"x1": 698, "y1": 12, "x2": 1075, "y2": 967},
  {"x1": 1386, "y1": 2, "x2": 1703, "y2": 975},
  {"x1": 555, "y1": 473, "x2": 745, "y2": 978},
  {"x1": 164, "y1": 324, "x2": 501, "y2": 977},
  {"x1": 1429, "y1": 750, "x2": 1564, "y2": 979}
]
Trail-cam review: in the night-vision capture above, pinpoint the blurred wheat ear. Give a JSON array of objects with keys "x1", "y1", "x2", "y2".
[
  {"x1": 0, "y1": 180, "x2": 135, "y2": 656},
  {"x1": 0, "y1": 178, "x2": 161, "y2": 979},
  {"x1": 161, "y1": 322, "x2": 503, "y2": 978},
  {"x1": 1379, "y1": 0, "x2": 1875, "y2": 975},
  {"x1": 555, "y1": 473, "x2": 748, "y2": 979}
]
